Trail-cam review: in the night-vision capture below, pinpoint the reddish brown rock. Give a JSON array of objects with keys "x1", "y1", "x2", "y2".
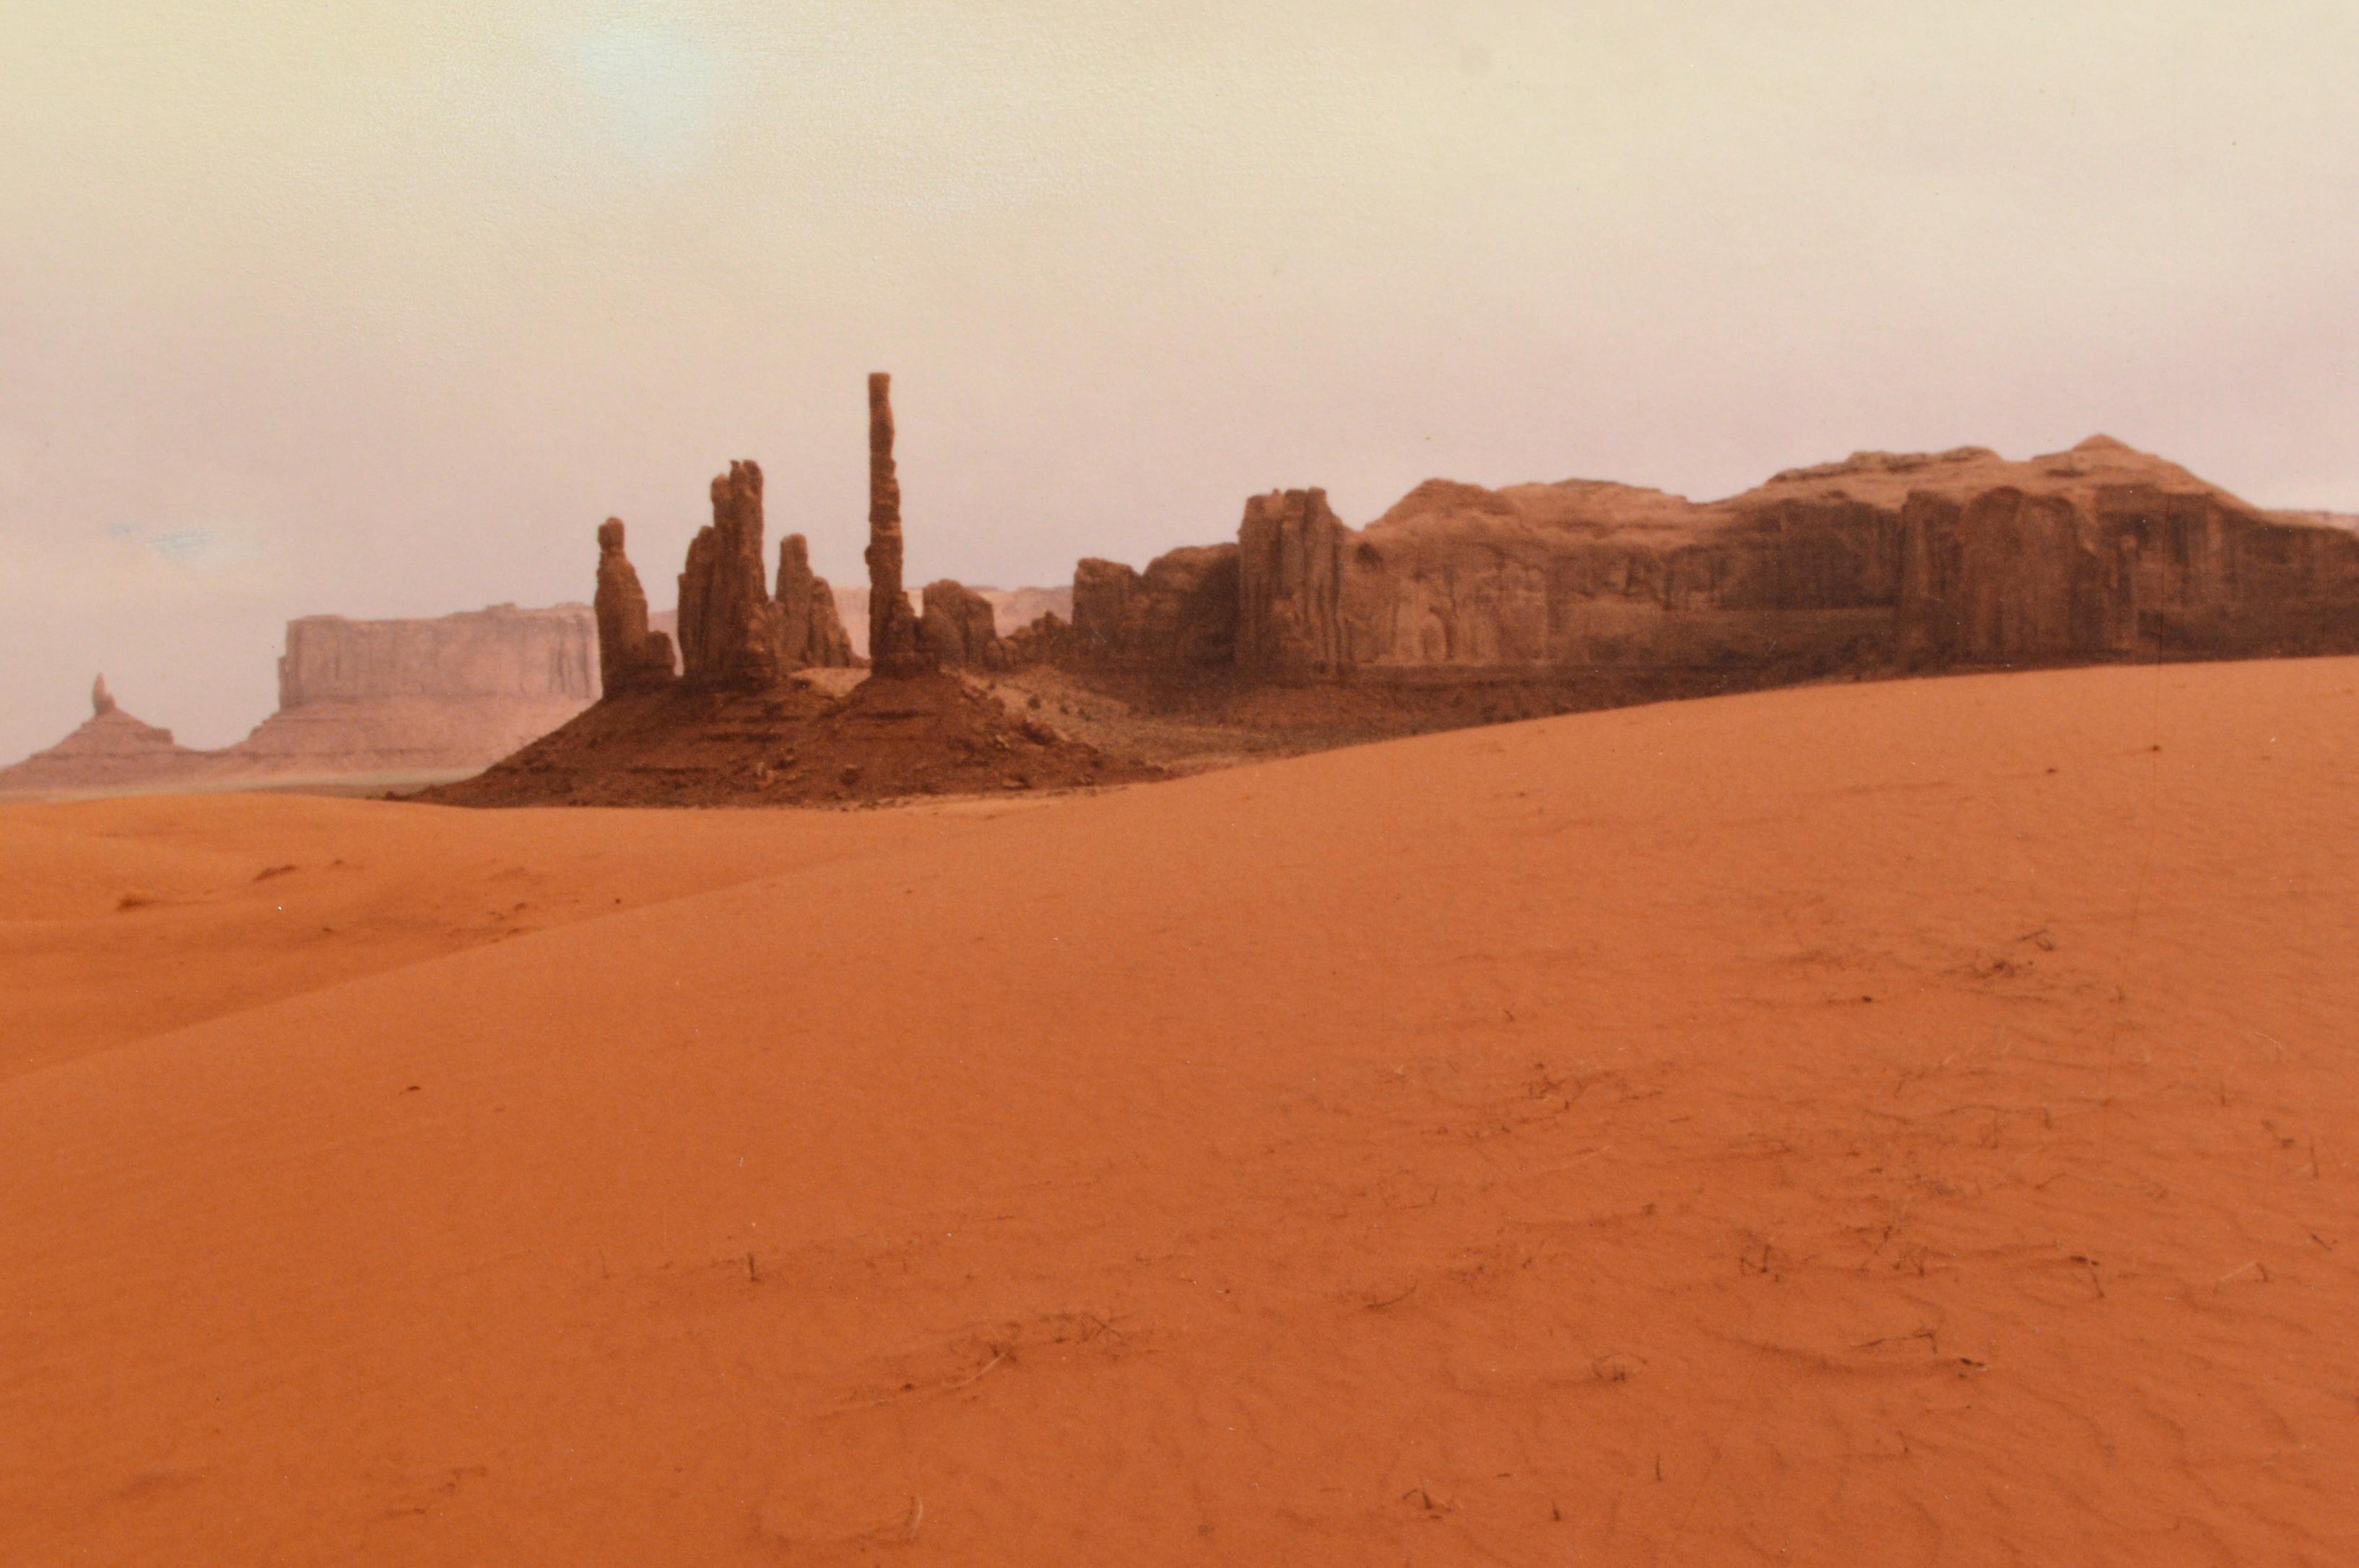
[
  {"x1": 1069, "y1": 437, "x2": 2359, "y2": 679},
  {"x1": 776, "y1": 533, "x2": 856, "y2": 668},
  {"x1": 1071, "y1": 547, "x2": 1239, "y2": 668},
  {"x1": 1237, "y1": 489, "x2": 1350, "y2": 674},
  {"x1": 1002, "y1": 611, "x2": 1080, "y2": 666},
  {"x1": 595, "y1": 519, "x2": 677, "y2": 696},
  {"x1": 918, "y1": 580, "x2": 1005, "y2": 669},
  {"x1": 677, "y1": 461, "x2": 781, "y2": 691},
  {"x1": 863, "y1": 374, "x2": 929, "y2": 677}
]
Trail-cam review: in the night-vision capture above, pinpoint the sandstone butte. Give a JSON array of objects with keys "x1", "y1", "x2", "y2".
[{"x1": 1065, "y1": 435, "x2": 2359, "y2": 679}]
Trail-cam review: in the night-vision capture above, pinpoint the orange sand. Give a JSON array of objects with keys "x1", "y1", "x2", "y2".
[{"x1": 4, "y1": 659, "x2": 2355, "y2": 1564}]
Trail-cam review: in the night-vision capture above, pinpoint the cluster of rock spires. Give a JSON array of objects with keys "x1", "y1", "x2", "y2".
[
  {"x1": 1058, "y1": 437, "x2": 2359, "y2": 679},
  {"x1": 430, "y1": 373, "x2": 1148, "y2": 808},
  {"x1": 604, "y1": 461, "x2": 858, "y2": 697},
  {"x1": 591, "y1": 373, "x2": 1009, "y2": 697}
]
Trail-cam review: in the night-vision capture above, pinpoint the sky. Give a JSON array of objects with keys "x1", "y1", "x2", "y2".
[{"x1": 3, "y1": 0, "x2": 2356, "y2": 757}]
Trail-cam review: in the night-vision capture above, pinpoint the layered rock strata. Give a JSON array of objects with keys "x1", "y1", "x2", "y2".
[
  {"x1": 240, "y1": 605, "x2": 601, "y2": 776},
  {"x1": 1071, "y1": 437, "x2": 2359, "y2": 677}
]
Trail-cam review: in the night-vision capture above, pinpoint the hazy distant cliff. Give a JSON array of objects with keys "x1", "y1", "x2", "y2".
[
  {"x1": 277, "y1": 604, "x2": 596, "y2": 707},
  {"x1": 1, "y1": 605, "x2": 601, "y2": 795}
]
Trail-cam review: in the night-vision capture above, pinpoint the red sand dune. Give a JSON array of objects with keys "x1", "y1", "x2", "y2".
[{"x1": 4, "y1": 659, "x2": 2356, "y2": 1564}]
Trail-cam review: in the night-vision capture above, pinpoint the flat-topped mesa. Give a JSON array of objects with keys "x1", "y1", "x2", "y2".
[
  {"x1": 863, "y1": 373, "x2": 931, "y2": 677},
  {"x1": 594, "y1": 519, "x2": 677, "y2": 697},
  {"x1": 776, "y1": 533, "x2": 856, "y2": 668},
  {"x1": 91, "y1": 674, "x2": 115, "y2": 716},
  {"x1": 677, "y1": 461, "x2": 783, "y2": 691}
]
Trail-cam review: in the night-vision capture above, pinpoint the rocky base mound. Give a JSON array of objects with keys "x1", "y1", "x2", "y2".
[{"x1": 417, "y1": 671, "x2": 1160, "y2": 808}]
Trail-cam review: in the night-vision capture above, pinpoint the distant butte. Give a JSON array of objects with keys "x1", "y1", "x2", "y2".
[{"x1": 0, "y1": 676, "x2": 203, "y2": 796}]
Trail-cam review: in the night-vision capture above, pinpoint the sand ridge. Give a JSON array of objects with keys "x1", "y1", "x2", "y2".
[{"x1": 3, "y1": 659, "x2": 2356, "y2": 1563}]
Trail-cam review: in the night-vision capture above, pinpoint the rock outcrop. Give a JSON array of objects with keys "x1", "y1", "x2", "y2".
[
  {"x1": 669, "y1": 464, "x2": 857, "y2": 687},
  {"x1": 1237, "y1": 489, "x2": 1350, "y2": 674},
  {"x1": 776, "y1": 534, "x2": 857, "y2": 669},
  {"x1": 864, "y1": 373, "x2": 929, "y2": 676},
  {"x1": 1070, "y1": 548, "x2": 1240, "y2": 668},
  {"x1": 834, "y1": 584, "x2": 1070, "y2": 658},
  {"x1": 1069, "y1": 437, "x2": 2359, "y2": 679},
  {"x1": 918, "y1": 580, "x2": 1005, "y2": 668},
  {"x1": 0, "y1": 677, "x2": 205, "y2": 796},
  {"x1": 677, "y1": 461, "x2": 782, "y2": 690},
  {"x1": 1003, "y1": 611, "x2": 1081, "y2": 666},
  {"x1": 596, "y1": 519, "x2": 677, "y2": 696}
]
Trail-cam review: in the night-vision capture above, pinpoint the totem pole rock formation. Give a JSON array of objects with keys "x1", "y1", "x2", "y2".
[
  {"x1": 594, "y1": 519, "x2": 678, "y2": 697},
  {"x1": 776, "y1": 533, "x2": 856, "y2": 669},
  {"x1": 677, "y1": 461, "x2": 782, "y2": 690},
  {"x1": 864, "y1": 373, "x2": 930, "y2": 676},
  {"x1": 91, "y1": 673, "x2": 115, "y2": 715}
]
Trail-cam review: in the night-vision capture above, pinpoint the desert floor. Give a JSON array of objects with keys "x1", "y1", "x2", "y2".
[{"x1": 4, "y1": 658, "x2": 2355, "y2": 1565}]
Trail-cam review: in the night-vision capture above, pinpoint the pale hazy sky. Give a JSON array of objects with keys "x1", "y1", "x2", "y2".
[{"x1": 4, "y1": 1, "x2": 2355, "y2": 757}]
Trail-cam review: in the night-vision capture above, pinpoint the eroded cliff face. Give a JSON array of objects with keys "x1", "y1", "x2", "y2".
[
  {"x1": 6, "y1": 606, "x2": 605, "y2": 795},
  {"x1": 1072, "y1": 547, "x2": 1239, "y2": 668},
  {"x1": 1238, "y1": 489, "x2": 1349, "y2": 674},
  {"x1": 278, "y1": 605, "x2": 596, "y2": 707},
  {"x1": 1075, "y1": 437, "x2": 2359, "y2": 679},
  {"x1": 918, "y1": 580, "x2": 1005, "y2": 669},
  {"x1": 248, "y1": 604, "x2": 602, "y2": 776}
]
